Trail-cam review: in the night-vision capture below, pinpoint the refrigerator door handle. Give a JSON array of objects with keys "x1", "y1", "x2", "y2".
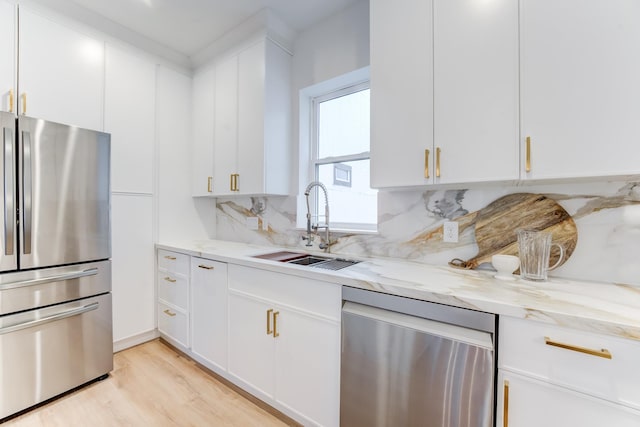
[
  {"x1": 0, "y1": 267, "x2": 98, "y2": 291},
  {"x1": 0, "y1": 302, "x2": 99, "y2": 335},
  {"x1": 3, "y1": 127, "x2": 14, "y2": 256},
  {"x1": 22, "y1": 130, "x2": 32, "y2": 255}
]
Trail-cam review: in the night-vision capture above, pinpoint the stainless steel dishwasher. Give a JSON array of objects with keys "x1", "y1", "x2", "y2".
[{"x1": 341, "y1": 287, "x2": 496, "y2": 427}]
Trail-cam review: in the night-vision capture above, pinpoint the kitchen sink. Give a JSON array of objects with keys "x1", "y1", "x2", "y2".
[
  {"x1": 252, "y1": 251, "x2": 360, "y2": 271},
  {"x1": 287, "y1": 255, "x2": 331, "y2": 266}
]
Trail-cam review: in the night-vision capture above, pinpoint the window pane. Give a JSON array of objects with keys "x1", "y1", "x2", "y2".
[
  {"x1": 317, "y1": 159, "x2": 377, "y2": 227},
  {"x1": 318, "y1": 89, "x2": 370, "y2": 158}
]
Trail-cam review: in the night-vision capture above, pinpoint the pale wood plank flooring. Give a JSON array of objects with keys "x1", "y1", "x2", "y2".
[{"x1": 3, "y1": 340, "x2": 290, "y2": 426}]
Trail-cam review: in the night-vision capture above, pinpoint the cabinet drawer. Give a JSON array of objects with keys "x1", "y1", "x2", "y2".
[
  {"x1": 228, "y1": 265, "x2": 341, "y2": 320},
  {"x1": 157, "y1": 273, "x2": 188, "y2": 310},
  {"x1": 158, "y1": 302, "x2": 188, "y2": 348},
  {"x1": 499, "y1": 316, "x2": 640, "y2": 409},
  {"x1": 157, "y1": 249, "x2": 189, "y2": 275}
]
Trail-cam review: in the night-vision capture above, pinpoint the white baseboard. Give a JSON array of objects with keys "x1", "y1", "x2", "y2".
[{"x1": 113, "y1": 329, "x2": 159, "y2": 353}]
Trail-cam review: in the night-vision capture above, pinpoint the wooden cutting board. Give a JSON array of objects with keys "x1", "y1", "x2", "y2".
[{"x1": 449, "y1": 193, "x2": 578, "y2": 270}]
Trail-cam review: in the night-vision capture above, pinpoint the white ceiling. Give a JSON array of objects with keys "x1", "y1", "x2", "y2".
[{"x1": 57, "y1": 0, "x2": 360, "y2": 57}]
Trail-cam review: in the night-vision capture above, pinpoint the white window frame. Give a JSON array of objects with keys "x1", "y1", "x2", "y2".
[{"x1": 297, "y1": 67, "x2": 377, "y2": 233}]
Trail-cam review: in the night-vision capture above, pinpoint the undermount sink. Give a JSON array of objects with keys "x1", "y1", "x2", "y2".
[{"x1": 252, "y1": 251, "x2": 360, "y2": 271}]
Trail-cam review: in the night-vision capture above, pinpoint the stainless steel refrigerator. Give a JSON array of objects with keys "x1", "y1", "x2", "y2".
[{"x1": 0, "y1": 112, "x2": 112, "y2": 420}]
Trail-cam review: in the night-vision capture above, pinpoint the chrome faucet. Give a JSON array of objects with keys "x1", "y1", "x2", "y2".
[{"x1": 303, "y1": 181, "x2": 331, "y2": 252}]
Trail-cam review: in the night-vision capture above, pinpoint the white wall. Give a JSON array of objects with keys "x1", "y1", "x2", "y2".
[
  {"x1": 156, "y1": 66, "x2": 216, "y2": 242},
  {"x1": 290, "y1": 0, "x2": 370, "y2": 195}
]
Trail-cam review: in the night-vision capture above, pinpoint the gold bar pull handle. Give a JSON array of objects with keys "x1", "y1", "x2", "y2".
[
  {"x1": 234, "y1": 174, "x2": 239, "y2": 192},
  {"x1": 20, "y1": 93, "x2": 26, "y2": 115},
  {"x1": 266, "y1": 309, "x2": 273, "y2": 335},
  {"x1": 163, "y1": 309, "x2": 176, "y2": 317},
  {"x1": 229, "y1": 174, "x2": 233, "y2": 191},
  {"x1": 164, "y1": 255, "x2": 176, "y2": 260},
  {"x1": 503, "y1": 380, "x2": 509, "y2": 427},
  {"x1": 436, "y1": 147, "x2": 441, "y2": 178},
  {"x1": 424, "y1": 149, "x2": 430, "y2": 179},
  {"x1": 164, "y1": 276, "x2": 176, "y2": 283},
  {"x1": 544, "y1": 337, "x2": 612, "y2": 359},
  {"x1": 273, "y1": 311, "x2": 280, "y2": 338},
  {"x1": 198, "y1": 264, "x2": 214, "y2": 270},
  {"x1": 207, "y1": 176, "x2": 212, "y2": 193},
  {"x1": 525, "y1": 136, "x2": 531, "y2": 172},
  {"x1": 9, "y1": 89, "x2": 13, "y2": 113}
]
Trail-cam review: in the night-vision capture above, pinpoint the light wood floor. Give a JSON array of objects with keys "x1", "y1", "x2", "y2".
[{"x1": 3, "y1": 340, "x2": 290, "y2": 426}]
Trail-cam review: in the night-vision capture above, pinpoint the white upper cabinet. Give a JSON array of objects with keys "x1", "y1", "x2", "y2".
[
  {"x1": 236, "y1": 39, "x2": 291, "y2": 196},
  {"x1": 19, "y1": 7, "x2": 104, "y2": 131},
  {"x1": 370, "y1": 0, "x2": 433, "y2": 188},
  {"x1": 0, "y1": 1, "x2": 15, "y2": 113},
  {"x1": 207, "y1": 38, "x2": 291, "y2": 197},
  {"x1": 105, "y1": 44, "x2": 156, "y2": 193},
  {"x1": 212, "y1": 54, "x2": 239, "y2": 196},
  {"x1": 191, "y1": 65, "x2": 215, "y2": 197},
  {"x1": 433, "y1": 0, "x2": 519, "y2": 184},
  {"x1": 521, "y1": 0, "x2": 640, "y2": 180}
]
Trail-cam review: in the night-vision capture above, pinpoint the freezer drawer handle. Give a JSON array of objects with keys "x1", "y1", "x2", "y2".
[
  {"x1": 0, "y1": 302, "x2": 99, "y2": 335},
  {"x1": 0, "y1": 268, "x2": 98, "y2": 291},
  {"x1": 3, "y1": 126, "x2": 14, "y2": 256}
]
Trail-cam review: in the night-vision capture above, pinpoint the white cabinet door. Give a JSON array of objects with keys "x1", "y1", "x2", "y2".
[
  {"x1": 105, "y1": 44, "x2": 155, "y2": 193},
  {"x1": 112, "y1": 194, "x2": 154, "y2": 343},
  {"x1": 370, "y1": 0, "x2": 433, "y2": 188},
  {"x1": 191, "y1": 257, "x2": 228, "y2": 371},
  {"x1": 521, "y1": 0, "x2": 640, "y2": 180},
  {"x1": 212, "y1": 55, "x2": 238, "y2": 196},
  {"x1": 0, "y1": 1, "x2": 14, "y2": 113},
  {"x1": 237, "y1": 41, "x2": 264, "y2": 196},
  {"x1": 497, "y1": 371, "x2": 640, "y2": 427},
  {"x1": 19, "y1": 7, "x2": 104, "y2": 130},
  {"x1": 433, "y1": 0, "x2": 519, "y2": 184},
  {"x1": 275, "y1": 308, "x2": 340, "y2": 427},
  {"x1": 228, "y1": 293, "x2": 275, "y2": 399},
  {"x1": 191, "y1": 65, "x2": 215, "y2": 196},
  {"x1": 237, "y1": 39, "x2": 291, "y2": 196}
]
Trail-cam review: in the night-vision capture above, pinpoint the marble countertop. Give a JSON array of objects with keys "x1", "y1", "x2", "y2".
[{"x1": 156, "y1": 239, "x2": 640, "y2": 342}]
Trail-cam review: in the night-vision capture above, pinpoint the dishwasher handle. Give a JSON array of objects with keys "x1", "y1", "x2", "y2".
[{"x1": 343, "y1": 301, "x2": 493, "y2": 350}]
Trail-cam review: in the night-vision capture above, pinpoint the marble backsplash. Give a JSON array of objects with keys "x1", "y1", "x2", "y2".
[{"x1": 216, "y1": 181, "x2": 640, "y2": 286}]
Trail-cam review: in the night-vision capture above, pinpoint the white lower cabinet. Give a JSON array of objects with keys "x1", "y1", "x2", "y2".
[
  {"x1": 497, "y1": 371, "x2": 640, "y2": 427},
  {"x1": 190, "y1": 257, "x2": 228, "y2": 372},
  {"x1": 498, "y1": 316, "x2": 640, "y2": 426},
  {"x1": 227, "y1": 264, "x2": 341, "y2": 427},
  {"x1": 156, "y1": 249, "x2": 190, "y2": 350}
]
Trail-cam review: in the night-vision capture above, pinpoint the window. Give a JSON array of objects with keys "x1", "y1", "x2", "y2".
[{"x1": 300, "y1": 70, "x2": 377, "y2": 232}]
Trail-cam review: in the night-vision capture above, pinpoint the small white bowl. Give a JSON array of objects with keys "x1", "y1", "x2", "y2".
[{"x1": 491, "y1": 255, "x2": 520, "y2": 280}]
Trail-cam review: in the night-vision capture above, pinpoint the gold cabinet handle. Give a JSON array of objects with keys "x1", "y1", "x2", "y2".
[
  {"x1": 20, "y1": 93, "x2": 26, "y2": 115},
  {"x1": 436, "y1": 147, "x2": 441, "y2": 178},
  {"x1": 266, "y1": 309, "x2": 273, "y2": 335},
  {"x1": 163, "y1": 309, "x2": 176, "y2": 317},
  {"x1": 198, "y1": 264, "x2": 214, "y2": 270},
  {"x1": 164, "y1": 276, "x2": 176, "y2": 283},
  {"x1": 544, "y1": 336, "x2": 612, "y2": 359},
  {"x1": 525, "y1": 136, "x2": 531, "y2": 172},
  {"x1": 9, "y1": 89, "x2": 13, "y2": 113},
  {"x1": 207, "y1": 176, "x2": 212, "y2": 193},
  {"x1": 231, "y1": 173, "x2": 240, "y2": 191},
  {"x1": 164, "y1": 255, "x2": 176, "y2": 260},
  {"x1": 424, "y1": 149, "x2": 430, "y2": 178},
  {"x1": 503, "y1": 380, "x2": 509, "y2": 427},
  {"x1": 273, "y1": 311, "x2": 280, "y2": 337},
  {"x1": 229, "y1": 174, "x2": 234, "y2": 191}
]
